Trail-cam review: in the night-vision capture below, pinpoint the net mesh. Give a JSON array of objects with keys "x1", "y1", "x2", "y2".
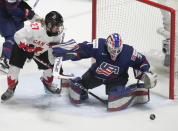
[
  {"x1": 94, "y1": 0, "x2": 178, "y2": 98},
  {"x1": 96, "y1": 0, "x2": 164, "y2": 54}
]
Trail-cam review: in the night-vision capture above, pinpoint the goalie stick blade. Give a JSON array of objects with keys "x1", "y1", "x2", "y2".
[
  {"x1": 57, "y1": 74, "x2": 76, "y2": 80},
  {"x1": 72, "y1": 82, "x2": 108, "y2": 105},
  {"x1": 88, "y1": 92, "x2": 108, "y2": 105},
  {"x1": 53, "y1": 57, "x2": 63, "y2": 77}
]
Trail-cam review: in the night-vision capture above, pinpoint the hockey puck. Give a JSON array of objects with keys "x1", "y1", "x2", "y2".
[{"x1": 150, "y1": 114, "x2": 156, "y2": 120}]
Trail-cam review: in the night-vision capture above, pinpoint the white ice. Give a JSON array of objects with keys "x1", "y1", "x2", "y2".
[{"x1": 1, "y1": 0, "x2": 178, "y2": 131}]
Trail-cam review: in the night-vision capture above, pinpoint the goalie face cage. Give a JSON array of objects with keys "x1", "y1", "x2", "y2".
[{"x1": 92, "y1": 0, "x2": 176, "y2": 99}]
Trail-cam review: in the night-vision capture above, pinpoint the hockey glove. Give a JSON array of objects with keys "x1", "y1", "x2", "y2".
[
  {"x1": 22, "y1": 9, "x2": 35, "y2": 21},
  {"x1": 24, "y1": 46, "x2": 43, "y2": 53},
  {"x1": 18, "y1": 0, "x2": 35, "y2": 21},
  {"x1": 18, "y1": 42, "x2": 42, "y2": 53},
  {"x1": 142, "y1": 72, "x2": 158, "y2": 89}
]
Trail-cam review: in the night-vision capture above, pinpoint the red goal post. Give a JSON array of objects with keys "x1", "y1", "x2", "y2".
[{"x1": 92, "y1": 0, "x2": 176, "y2": 99}]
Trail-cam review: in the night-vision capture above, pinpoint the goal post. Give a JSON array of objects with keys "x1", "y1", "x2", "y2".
[{"x1": 92, "y1": 0, "x2": 176, "y2": 99}]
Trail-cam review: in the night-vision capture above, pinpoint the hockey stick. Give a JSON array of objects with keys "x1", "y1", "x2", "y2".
[
  {"x1": 33, "y1": 0, "x2": 39, "y2": 9},
  {"x1": 33, "y1": 55, "x2": 75, "y2": 79},
  {"x1": 33, "y1": 55, "x2": 52, "y2": 69},
  {"x1": 72, "y1": 82, "x2": 108, "y2": 105},
  {"x1": 81, "y1": 87, "x2": 108, "y2": 105},
  {"x1": 34, "y1": 55, "x2": 107, "y2": 105},
  {"x1": 53, "y1": 57, "x2": 76, "y2": 79},
  {"x1": 52, "y1": 57, "x2": 107, "y2": 105},
  {"x1": 89, "y1": 92, "x2": 107, "y2": 105}
]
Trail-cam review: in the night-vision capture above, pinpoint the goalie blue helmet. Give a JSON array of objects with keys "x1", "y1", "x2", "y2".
[{"x1": 106, "y1": 33, "x2": 123, "y2": 61}]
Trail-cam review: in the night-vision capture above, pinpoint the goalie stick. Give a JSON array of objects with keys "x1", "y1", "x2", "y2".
[
  {"x1": 77, "y1": 84, "x2": 108, "y2": 105},
  {"x1": 52, "y1": 58, "x2": 107, "y2": 105},
  {"x1": 33, "y1": 0, "x2": 39, "y2": 9},
  {"x1": 27, "y1": 55, "x2": 108, "y2": 105},
  {"x1": 53, "y1": 57, "x2": 75, "y2": 79}
]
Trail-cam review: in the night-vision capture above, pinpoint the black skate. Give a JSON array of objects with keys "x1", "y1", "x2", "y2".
[
  {"x1": 0, "y1": 56, "x2": 10, "y2": 74},
  {"x1": 1, "y1": 88, "x2": 15, "y2": 101},
  {"x1": 40, "y1": 77, "x2": 61, "y2": 94}
]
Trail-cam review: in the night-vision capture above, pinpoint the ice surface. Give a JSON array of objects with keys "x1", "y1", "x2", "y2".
[{"x1": 0, "y1": 0, "x2": 178, "y2": 131}]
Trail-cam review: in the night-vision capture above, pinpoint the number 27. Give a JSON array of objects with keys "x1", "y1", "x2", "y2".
[{"x1": 30, "y1": 23, "x2": 39, "y2": 30}]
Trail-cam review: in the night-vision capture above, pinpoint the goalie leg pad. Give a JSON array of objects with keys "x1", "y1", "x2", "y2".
[
  {"x1": 60, "y1": 74, "x2": 74, "y2": 88},
  {"x1": 107, "y1": 84, "x2": 149, "y2": 111},
  {"x1": 69, "y1": 77, "x2": 88, "y2": 104},
  {"x1": 61, "y1": 79, "x2": 71, "y2": 88}
]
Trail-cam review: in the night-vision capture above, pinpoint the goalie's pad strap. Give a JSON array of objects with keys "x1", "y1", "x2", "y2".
[{"x1": 107, "y1": 84, "x2": 149, "y2": 111}]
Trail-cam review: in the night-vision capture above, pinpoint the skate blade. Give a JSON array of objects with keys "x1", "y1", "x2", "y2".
[
  {"x1": 1, "y1": 96, "x2": 14, "y2": 103},
  {"x1": 0, "y1": 65, "x2": 8, "y2": 74}
]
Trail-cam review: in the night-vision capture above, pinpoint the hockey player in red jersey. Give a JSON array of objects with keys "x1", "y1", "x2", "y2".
[{"x1": 1, "y1": 11, "x2": 64, "y2": 101}]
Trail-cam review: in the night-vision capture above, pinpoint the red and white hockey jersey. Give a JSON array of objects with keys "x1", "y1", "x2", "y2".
[
  {"x1": 14, "y1": 22, "x2": 64, "y2": 64},
  {"x1": 14, "y1": 22, "x2": 63, "y2": 55}
]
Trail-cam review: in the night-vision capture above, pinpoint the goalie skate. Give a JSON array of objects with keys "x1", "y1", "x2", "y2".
[
  {"x1": 0, "y1": 56, "x2": 9, "y2": 74},
  {"x1": 40, "y1": 77, "x2": 61, "y2": 94}
]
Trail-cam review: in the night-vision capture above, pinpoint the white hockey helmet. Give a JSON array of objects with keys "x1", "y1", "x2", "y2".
[{"x1": 106, "y1": 33, "x2": 123, "y2": 61}]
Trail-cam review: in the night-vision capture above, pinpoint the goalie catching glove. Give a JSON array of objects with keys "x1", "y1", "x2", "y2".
[
  {"x1": 141, "y1": 72, "x2": 158, "y2": 89},
  {"x1": 134, "y1": 69, "x2": 157, "y2": 89}
]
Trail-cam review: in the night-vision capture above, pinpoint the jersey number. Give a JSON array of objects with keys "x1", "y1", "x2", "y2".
[{"x1": 30, "y1": 23, "x2": 39, "y2": 30}]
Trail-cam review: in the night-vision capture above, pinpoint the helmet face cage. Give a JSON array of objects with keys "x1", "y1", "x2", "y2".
[
  {"x1": 106, "y1": 33, "x2": 123, "y2": 59},
  {"x1": 46, "y1": 22, "x2": 64, "y2": 35},
  {"x1": 45, "y1": 11, "x2": 64, "y2": 36}
]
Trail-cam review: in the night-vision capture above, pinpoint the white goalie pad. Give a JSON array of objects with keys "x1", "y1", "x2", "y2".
[
  {"x1": 142, "y1": 72, "x2": 158, "y2": 89},
  {"x1": 61, "y1": 79, "x2": 72, "y2": 88},
  {"x1": 69, "y1": 87, "x2": 81, "y2": 104},
  {"x1": 108, "y1": 84, "x2": 149, "y2": 111}
]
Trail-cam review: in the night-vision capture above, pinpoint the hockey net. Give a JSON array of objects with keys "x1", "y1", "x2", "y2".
[{"x1": 92, "y1": 0, "x2": 177, "y2": 99}]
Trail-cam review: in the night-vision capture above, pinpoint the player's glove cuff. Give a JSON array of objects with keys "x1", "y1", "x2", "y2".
[{"x1": 24, "y1": 9, "x2": 35, "y2": 20}]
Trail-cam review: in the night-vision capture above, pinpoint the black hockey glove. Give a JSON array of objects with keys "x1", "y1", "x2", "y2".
[{"x1": 18, "y1": 1, "x2": 35, "y2": 21}]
